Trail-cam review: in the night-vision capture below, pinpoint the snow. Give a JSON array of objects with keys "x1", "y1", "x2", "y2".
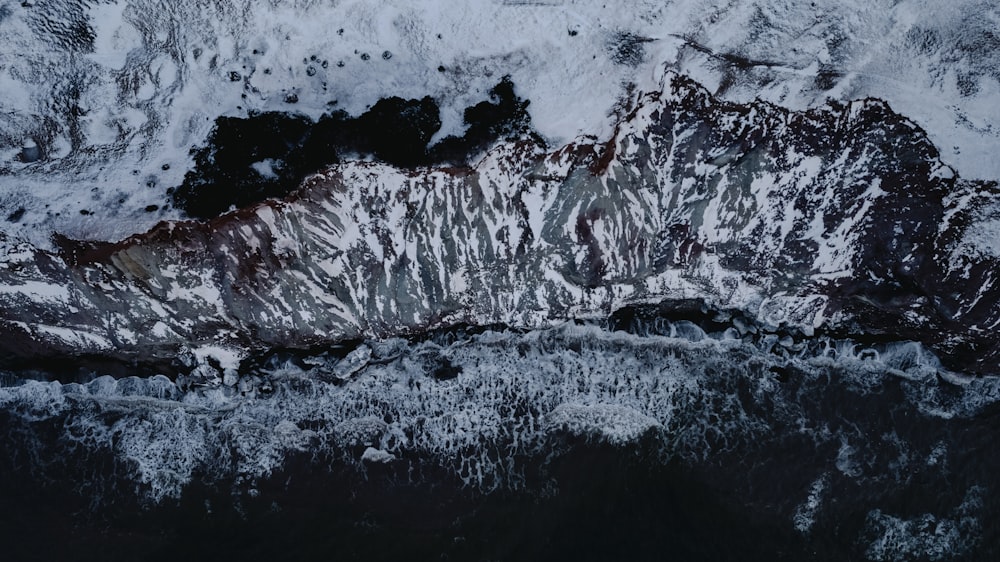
[
  {"x1": 190, "y1": 344, "x2": 246, "y2": 370},
  {"x1": 1, "y1": 0, "x2": 998, "y2": 249},
  {"x1": 27, "y1": 323, "x2": 113, "y2": 349},
  {"x1": 956, "y1": 198, "x2": 1000, "y2": 260},
  {"x1": 87, "y1": 1, "x2": 139, "y2": 71},
  {"x1": 166, "y1": 270, "x2": 222, "y2": 309},
  {"x1": 0, "y1": 280, "x2": 72, "y2": 304},
  {"x1": 961, "y1": 218, "x2": 1000, "y2": 259}
]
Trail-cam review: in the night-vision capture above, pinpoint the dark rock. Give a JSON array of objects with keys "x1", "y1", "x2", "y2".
[
  {"x1": 429, "y1": 75, "x2": 536, "y2": 164},
  {"x1": 352, "y1": 96, "x2": 441, "y2": 166},
  {"x1": 430, "y1": 356, "x2": 461, "y2": 380},
  {"x1": 171, "y1": 112, "x2": 317, "y2": 218},
  {"x1": 20, "y1": 139, "x2": 40, "y2": 163},
  {"x1": 6, "y1": 207, "x2": 25, "y2": 222},
  {"x1": 171, "y1": 78, "x2": 534, "y2": 218},
  {"x1": 17, "y1": 71, "x2": 990, "y2": 375}
]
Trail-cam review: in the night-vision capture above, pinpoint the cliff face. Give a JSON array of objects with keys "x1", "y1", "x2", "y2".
[{"x1": 1, "y1": 72, "x2": 997, "y2": 374}]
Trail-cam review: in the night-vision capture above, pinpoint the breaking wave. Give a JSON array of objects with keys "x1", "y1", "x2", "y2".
[{"x1": 1, "y1": 321, "x2": 997, "y2": 560}]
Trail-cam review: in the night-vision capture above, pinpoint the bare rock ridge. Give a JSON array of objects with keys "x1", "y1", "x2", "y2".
[{"x1": 1, "y1": 71, "x2": 997, "y2": 376}]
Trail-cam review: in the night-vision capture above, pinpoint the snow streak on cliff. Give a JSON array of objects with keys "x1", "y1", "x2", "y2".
[{"x1": 1, "y1": 73, "x2": 997, "y2": 377}]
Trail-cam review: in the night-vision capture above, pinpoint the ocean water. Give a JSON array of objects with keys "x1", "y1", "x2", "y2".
[{"x1": 1, "y1": 320, "x2": 997, "y2": 561}]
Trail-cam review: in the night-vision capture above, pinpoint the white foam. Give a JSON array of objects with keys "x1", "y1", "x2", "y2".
[
  {"x1": 864, "y1": 487, "x2": 983, "y2": 562},
  {"x1": 545, "y1": 403, "x2": 662, "y2": 445},
  {"x1": 361, "y1": 447, "x2": 396, "y2": 464},
  {"x1": 793, "y1": 474, "x2": 828, "y2": 534},
  {"x1": 0, "y1": 323, "x2": 996, "y2": 533}
]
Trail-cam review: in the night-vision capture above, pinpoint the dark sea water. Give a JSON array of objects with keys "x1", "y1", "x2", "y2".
[{"x1": 1, "y1": 321, "x2": 998, "y2": 561}]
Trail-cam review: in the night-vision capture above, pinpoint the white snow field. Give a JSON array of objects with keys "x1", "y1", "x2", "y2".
[{"x1": 0, "y1": 0, "x2": 998, "y2": 246}]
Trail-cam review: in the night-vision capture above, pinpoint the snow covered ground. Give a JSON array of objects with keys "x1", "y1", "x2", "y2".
[{"x1": 1, "y1": 0, "x2": 998, "y2": 246}]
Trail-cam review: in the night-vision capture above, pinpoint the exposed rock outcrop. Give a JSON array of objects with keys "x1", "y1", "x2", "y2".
[{"x1": 1, "y1": 72, "x2": 996, "y2": 374}]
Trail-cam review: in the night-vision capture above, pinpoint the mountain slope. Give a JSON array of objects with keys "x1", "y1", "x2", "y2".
[{"x1": 1, "y1": 72, "x2": 996, "y2": 375}]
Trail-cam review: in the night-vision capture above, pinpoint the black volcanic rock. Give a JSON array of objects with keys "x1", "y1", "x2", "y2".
[
  {"x1": 172, "y1": 78, "x2": 535, "y2": 219},
  {"x1": 429, "y1": 75, "x2": 536, "y2": 164},
  {"x1": 171, "y1": 112, "x2": 320, "y2": 218},
  {"x1": 351, "y1": 96, "x2": 441, "y2": 166}
]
